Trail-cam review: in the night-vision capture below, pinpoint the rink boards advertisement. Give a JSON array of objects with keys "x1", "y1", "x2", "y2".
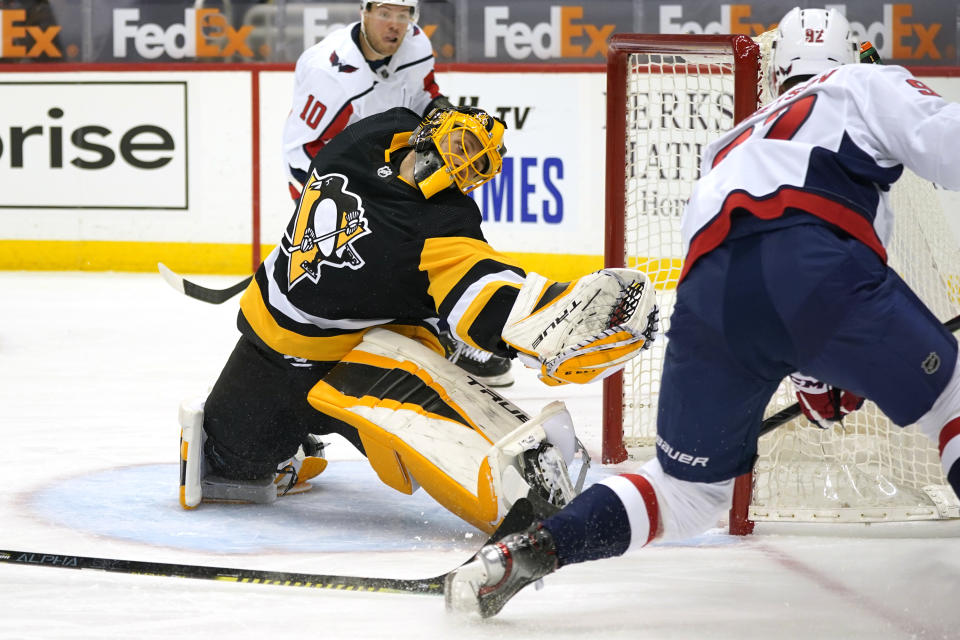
[
  {"x1": 254, "y1": 69, "x2": 608, "y2": 278},
  {"x1": 0, "y1": 1, "x2": 955, "y2": 66},
  {"x1": 0, "y1": 80, "x2": 188, "y2": 209},
  {"x1": 1, "y1": 66, "x2": 959, "y2": 277}
]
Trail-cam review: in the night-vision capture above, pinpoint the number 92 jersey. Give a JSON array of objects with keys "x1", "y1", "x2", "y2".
[{"x1": 680, "y1": 63, "x2": 960, "y2": 282}]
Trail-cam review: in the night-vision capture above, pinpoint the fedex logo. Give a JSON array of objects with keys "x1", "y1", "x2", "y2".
[
  {"x1": 484, "y1": 6, "x2": 614, "y2": 60},
  {"x1": 659, "y1": 4, "x2": 774, "y2": 36},
  {"x1": 0, "y1": 9, "x2": 61, "y2": 58},
  {"x1": 659, "y1": 3, "x2": 944, "y2": 61},
  {"x1": 113, "y1": 9, "x2": 253, "y2": 59},
  {"x1": 834, "y1": 4, "x2": 943, "y2": 61}
]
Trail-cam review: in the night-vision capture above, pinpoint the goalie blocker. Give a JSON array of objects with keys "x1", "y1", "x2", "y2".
[
  {"x1": 502, "y1": 269, "x2": 658, "y2": 386},
  {"x1": 308, "y1": 328, "x2": 589, "y2": 533}
]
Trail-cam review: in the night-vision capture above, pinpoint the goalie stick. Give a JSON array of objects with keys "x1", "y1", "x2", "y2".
[
  {"x1": 758, "y1": 312, "x2": 960, "y2": 436},
  {"x1": 158, "y1": 263, "x2": 252, "y2": 305},
  {"x1": 157, "y1": 224, "x2": 359, "y2": 305},
  {"x1": 0, "y1": 496, "x2": 539, "y2": 596}
]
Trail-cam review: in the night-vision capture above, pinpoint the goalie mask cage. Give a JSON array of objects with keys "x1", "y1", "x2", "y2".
[{"x1": 603, "y1": 33, "x2": 960, "y2": 535}]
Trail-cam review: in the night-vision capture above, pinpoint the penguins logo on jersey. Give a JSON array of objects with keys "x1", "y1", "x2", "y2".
[{"x1": 282, "y1": 171, "x2": 371, "y2": 288}]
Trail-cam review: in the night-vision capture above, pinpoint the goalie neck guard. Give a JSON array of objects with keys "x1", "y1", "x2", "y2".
[
  {"x1": 410, "y1": 107, "x2": 507, "y2": 199},
  {"x1": 769, "y1": 7, "x2": 858, "y2": 97}
]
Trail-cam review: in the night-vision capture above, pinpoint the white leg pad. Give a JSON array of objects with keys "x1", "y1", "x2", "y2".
[
  {"x1": 178, "y1": 396, "x2": 207, "y2": 509},
  {"x1": 309, "y1": 329, "x2": 585, "y2": 530}
]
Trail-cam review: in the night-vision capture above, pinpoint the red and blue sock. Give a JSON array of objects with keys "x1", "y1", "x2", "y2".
[
  {"x1": 542, "y1": 474, "x2": 658, "y2": 566},
  {"x1": 939, "y1": 418, "x2": 960, "y2": 498}
]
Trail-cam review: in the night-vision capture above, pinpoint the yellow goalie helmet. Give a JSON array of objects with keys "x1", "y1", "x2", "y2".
[{"x1": 410, "y1": 107, "x2": 507, "y2": 198}]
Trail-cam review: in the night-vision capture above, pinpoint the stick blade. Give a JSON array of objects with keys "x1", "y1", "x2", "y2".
[
  {"x1": 157, "y1": 262, "x2": 251, "y2": 305},
  {"x1": 157, "y1": 262, "x2": 186, "y2": 294}
]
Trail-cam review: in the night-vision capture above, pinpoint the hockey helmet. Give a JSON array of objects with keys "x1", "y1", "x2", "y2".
[
  {"x1": 769, "y1": 7, "x2": 858, "y2": 97},
  {"x1": 410, "y1": 107, "x2": 507, "y2": 199},
  {"x1": 361, "y1": 1, "x2": 418, "y2": 21}
]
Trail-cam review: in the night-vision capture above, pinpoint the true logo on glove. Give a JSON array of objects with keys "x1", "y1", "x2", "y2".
[{"x1": 531, "y1": 300, "x2": 581, "y2": 350}]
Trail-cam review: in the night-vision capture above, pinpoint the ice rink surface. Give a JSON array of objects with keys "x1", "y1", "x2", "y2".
[{"x1": 2, "y1": 271, "x2": 959, "y2": 639}]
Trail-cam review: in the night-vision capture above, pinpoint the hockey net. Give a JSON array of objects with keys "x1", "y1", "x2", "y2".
[{"x1": 602, "y1": 33, "x2": 960, "y2": 533}]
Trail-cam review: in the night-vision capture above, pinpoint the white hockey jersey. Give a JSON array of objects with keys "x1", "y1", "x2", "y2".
[
  {"x1": 281, "y1": 22, "x2": 440, "y2": 189},
  {"x1": 680, "y1": 63, "x2": 960, "y2": 282}
]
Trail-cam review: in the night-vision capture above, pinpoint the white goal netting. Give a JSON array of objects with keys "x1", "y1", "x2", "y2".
[{"x1": 613, "y1": 34, "x2": 960, "y2": 525}]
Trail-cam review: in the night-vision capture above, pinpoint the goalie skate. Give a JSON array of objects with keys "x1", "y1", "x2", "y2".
[
  {"x1": 272, "y1": 435, "x2": 329, "y2": 497},
  {"x1": 445, "y1": 524, "x2": 558, "y2": 618},
  {"x1": 439, "y1": 330, "x2": 514, "y2": 387},
  {"x1": 519, "y1": 440, "x2": 585, "y2": 510}
]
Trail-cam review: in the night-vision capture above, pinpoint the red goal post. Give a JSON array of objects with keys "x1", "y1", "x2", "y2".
[{"x1": 602, "y1": 33, "x2": 760, "y2": 464}]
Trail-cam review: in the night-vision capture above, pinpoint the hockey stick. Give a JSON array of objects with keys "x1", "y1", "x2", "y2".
[
  {"x1": 0, "y1": 549, "x2": 445, "y2": 594},
  {"x1": 156, "y1": 225, "x2": 358, "y2": 305},
  {"x1": 0, "y1": 497, "x2": 539, "y2": 595},
  {"x1": 758, "y1": 311, "x2": 960, "y2": 436},
  {"x1": 158, "y1": 263, "x2": 252, "y2": 305}
]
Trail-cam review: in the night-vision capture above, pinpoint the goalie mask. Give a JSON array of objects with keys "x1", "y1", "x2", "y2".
[
  {"x1": 769, "y1": 7, "x2": 858, "y2": 97},
  {"x1": 409, "y1": 107, "x2": 507, "y2": 199}
]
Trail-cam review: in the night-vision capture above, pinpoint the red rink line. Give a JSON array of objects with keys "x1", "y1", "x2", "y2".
[{"x1": 754, "y1": 542, "x2": 947, "y2": 638}]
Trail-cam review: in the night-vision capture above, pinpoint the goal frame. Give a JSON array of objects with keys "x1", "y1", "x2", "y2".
[{"x1": 601, "y1": 33, "x2": 761, "y2": 533}]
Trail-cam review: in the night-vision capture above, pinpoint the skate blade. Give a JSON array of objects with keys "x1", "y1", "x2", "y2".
[
  {"x1": 444, "y1": 563, "x2": 487, "y2": 617},
  {"x1": 200, "y1": 483, "x2": 314, "y2": 504},
  {"x1": 280, "y1": 481, "x2": 313, "y2": 496},
  {"x1": 200, "y1": 497, "x2": 257, "y2": 505}
]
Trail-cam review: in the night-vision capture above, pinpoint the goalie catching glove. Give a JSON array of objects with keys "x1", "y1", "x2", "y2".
[
  {"x1": 501, "y1": 269, "x2": 658, "y2": 385},
  {"x1": 789, "y1": 372, "x2": 865, "y2": 429}
]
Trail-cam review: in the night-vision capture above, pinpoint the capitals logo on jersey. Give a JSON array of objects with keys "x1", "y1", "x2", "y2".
[
  {"x1": 329, "y1": 51, "x2": 358, "y2": 74},
  {"x1": 282, "y1": 171, "x2": 371, "y2": 287}
]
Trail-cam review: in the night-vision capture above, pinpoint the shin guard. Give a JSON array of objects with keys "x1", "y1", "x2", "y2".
[{"x1": 308, "y1": 328, "x2": 586, "y2": 532}]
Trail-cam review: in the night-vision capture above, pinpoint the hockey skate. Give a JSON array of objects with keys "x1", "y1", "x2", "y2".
[
  {"x1": 179, "y1": 398, "x2": 327, "y2": 508},
  {"x1": 439, "y1": 330, "x2": 514, "y2": 387},
  {"x1": 273, "y1": 434, "x2": 328, "y2": 497},
  {"x1": 445, "y1": 524, "x2": 558, "y2": 618}
]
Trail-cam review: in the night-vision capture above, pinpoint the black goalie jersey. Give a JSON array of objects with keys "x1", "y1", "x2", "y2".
[{"x1": 239, "y1": 107, "x2": 525, "y2": 363}]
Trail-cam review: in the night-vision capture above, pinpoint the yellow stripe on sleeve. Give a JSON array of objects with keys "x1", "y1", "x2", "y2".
[{"x1": 420, "y1": 236, "x2": 522, "y2": 309}]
